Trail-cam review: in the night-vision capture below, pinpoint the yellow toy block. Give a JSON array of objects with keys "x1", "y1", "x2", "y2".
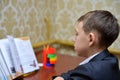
[{"x1": 50, "y1": 56, "x2": 57, "y2": 61}]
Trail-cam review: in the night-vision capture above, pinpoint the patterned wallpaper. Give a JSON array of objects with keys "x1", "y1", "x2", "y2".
[
  {"x1": 0, "y1": 0, "x2": 120, "y2": 51},
  {"x1": 0, "y1": 0, "x2": 51, "y2": 43},
  {"x1": 51, "y1": 0, "x2": 120, "y2": 50}
]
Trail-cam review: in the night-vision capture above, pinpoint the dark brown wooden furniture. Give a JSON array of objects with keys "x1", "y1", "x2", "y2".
[{"x1": 23, "y1": 51, "x2": 85, "y2": 80}]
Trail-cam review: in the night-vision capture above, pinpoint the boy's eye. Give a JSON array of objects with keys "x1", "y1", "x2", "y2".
[{"x1": 76, "y1": 33, "x2": 78, "y2": 36}]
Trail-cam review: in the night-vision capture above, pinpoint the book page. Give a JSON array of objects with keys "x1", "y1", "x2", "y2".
[
  {"x1": 7, "y1": 36, "x2": 23, "y2": 76},
  {"x1": 0, "y1": 39, "x2": 15, "y2": 79},
  {"x1": 14, "y1": 37, "x2": 39, "y2": 74},
  {"x1": 0, "y1": 65, "x2": 8, "y2": 80},
  {"x1": 0, "y1": 49, "x2": 11, "y2": 80}
]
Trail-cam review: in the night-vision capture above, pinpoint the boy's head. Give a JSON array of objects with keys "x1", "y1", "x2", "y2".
[{"x1": 74, "y1": 10, "x2": 119, "y2": 57}]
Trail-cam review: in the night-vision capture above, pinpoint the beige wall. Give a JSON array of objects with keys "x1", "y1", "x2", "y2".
[
  {"x1": 51, "y1": 0, "x2": 120, "y2": 50},
  {"x1": 0, "y1": 0, "x2": 51, "y2": 43},
  {"x1": 0, "y1": 0, "x2": 120, "y2": 51}
]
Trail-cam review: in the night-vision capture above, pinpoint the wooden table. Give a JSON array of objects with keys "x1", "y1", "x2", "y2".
[{"x1": 23, "y1": 51, "x2": 85, "y2": 80}]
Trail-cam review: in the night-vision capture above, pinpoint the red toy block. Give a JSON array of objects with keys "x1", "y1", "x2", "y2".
[{"x1": 43, "y1": 46, "x2": 57, "y2": 69}]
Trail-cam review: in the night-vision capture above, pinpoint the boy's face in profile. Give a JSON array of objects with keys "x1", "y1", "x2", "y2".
[{"x1": 74, "y1": 21, "x2": 90, "y2": 57}]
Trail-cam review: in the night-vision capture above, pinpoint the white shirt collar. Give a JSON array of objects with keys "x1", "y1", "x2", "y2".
[{"x1": 79, "y1": 52, "x2": 100, "y2": 65}]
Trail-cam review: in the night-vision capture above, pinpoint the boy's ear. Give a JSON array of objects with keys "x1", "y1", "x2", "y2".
[{"x1": 88, "y1": 32, "x2": 95, "y2": 47}]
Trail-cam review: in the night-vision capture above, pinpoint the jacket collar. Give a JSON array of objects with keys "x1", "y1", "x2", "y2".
[{"x1": 89, "y1": 49, "x2": 110, "y2": 62}]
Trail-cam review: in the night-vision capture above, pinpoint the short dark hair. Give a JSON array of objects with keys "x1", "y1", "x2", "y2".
[{"x1": 78, "y1": 10, "x2": 120, "y2": 48}]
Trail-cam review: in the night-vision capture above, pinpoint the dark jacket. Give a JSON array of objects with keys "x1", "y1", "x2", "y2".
[{"x1": 54, "y1": 49, "x2": 120, "y2": 80}]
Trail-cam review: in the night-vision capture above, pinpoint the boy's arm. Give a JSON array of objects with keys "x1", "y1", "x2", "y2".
[{"x1": 52, "y1": 65, "x2": 92, "y2": 80}]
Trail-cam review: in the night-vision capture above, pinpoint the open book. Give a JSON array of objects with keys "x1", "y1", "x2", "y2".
[{"x1": 0, "y1": 36, "x2": 39, "y2": 80}]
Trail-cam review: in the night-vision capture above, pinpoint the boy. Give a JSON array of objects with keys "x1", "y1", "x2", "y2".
[{"x1": 53, "y1": 10, "x2": 120, "y2": 80}]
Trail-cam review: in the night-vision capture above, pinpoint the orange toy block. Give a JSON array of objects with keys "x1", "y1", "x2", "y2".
[{"x1": 50, "y1": 60, "x2": 57, "y2": 64}]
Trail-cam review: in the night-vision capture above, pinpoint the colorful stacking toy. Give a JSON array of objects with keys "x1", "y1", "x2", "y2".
[{"x1": 43, "y1": 45, "x2": 57, "y2": 69}]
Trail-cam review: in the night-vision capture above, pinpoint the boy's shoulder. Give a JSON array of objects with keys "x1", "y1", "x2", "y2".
[{"x1": 61, "y1": 50, "x2": 120, "y2": 80}]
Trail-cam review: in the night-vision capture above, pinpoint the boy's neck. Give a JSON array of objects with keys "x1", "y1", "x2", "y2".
[{"x1": 86, "y1": 47, "x2": 105, "y2": 58}]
